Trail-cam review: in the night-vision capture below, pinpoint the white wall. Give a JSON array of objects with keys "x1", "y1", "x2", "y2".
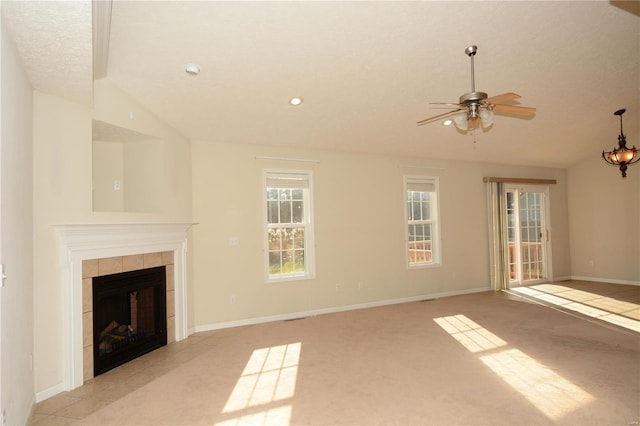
[
  {"x1": 191, "y1": 141, "x2": 571, "y2": 328},
  {"x1": 568, "y1": 156, "x2": 640, "y2": 283},
  {"x1": 32, "y1": 79, "x2": 193, "y2": 397},
  {"x1": 1, "y1": 23, "x2": 35, "y2": 425}
]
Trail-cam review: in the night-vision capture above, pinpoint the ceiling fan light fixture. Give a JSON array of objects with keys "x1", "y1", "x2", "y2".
[
  {"x1": 443, "y1": 119, "x2": 453, "y2": 126},
  {"x1": 450, "y1": 108, "x2": 493, "y2": 131},
  {"x1": 602, "y1": 108, "x2": 639, "y2": 178},
  {"x1": 469, "y1": 116, "x2": 481, "y2": 130},
  {"x1": 480, "y1": 110, "x2": 494, "y2": 128},
  {"x1": 452, "y1": 112, "x2": 468, "y2": 130}
]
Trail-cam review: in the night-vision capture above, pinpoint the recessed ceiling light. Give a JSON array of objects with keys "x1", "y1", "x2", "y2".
[
  {"x1": 289, "y1": 97, "x2": 303, "y2": 106},
  {"x1": 443, "y1": 119, "x2": 453, "y2": 126},
  {"x1": 185, "y1": 63, "x2": 201, "y2": 76}
]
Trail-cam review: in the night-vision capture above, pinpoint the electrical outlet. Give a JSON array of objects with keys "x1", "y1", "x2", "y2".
[
  {"x1": 229, "y1": 237, "x2": 239, "y2": 246},
  {"x1": 229, "y1": 294, "x2": 237, "y2": 305},
  {"x1": 336, "y1": 283, "x2": 342, "y2": 292}
]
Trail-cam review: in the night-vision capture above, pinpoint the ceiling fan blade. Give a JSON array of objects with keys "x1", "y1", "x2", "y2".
[
  {"x1": 428, "y1": 102, "x2": 464, "y2": 110},
  {"x1": 492, "y1": 104, "x2": 536, "y2": 116},
  {"x1": 485, "y1": 92, "x2": 521, "y2": 104},
  {"x1": 416, "y1": 108, "x2": 464, "y2": 126}
]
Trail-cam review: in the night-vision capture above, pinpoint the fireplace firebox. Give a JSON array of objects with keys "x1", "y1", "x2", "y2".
[{"x1": 92, "y1": 266, "x2": 167, "y2": 376}]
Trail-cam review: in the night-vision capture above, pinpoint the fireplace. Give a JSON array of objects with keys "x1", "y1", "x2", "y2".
[
  {"x1": 53, "y1": 222, "x2": 192, "y2": 396},
  {"x1": 81, "y1": 252, "x2": 176, "y2": 382},
  {"x1": 92, "y1": 266, "x2": 167, "y2": 376}
]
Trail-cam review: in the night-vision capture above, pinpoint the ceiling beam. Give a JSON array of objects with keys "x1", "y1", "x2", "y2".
[{"x1": 92, "y1": 0, "x2": 112, "y2": 80}]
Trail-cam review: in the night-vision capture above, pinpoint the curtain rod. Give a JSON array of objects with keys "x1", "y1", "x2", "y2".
[{"x1": 483, "y1": 177, "x2": 557, "y2": 184}]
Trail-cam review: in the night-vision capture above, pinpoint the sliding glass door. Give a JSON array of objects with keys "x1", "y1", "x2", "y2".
[{"x1": 506, "y1": 185, "x2": 551, "y2": 286}]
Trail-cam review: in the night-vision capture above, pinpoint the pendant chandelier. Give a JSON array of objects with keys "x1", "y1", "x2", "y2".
[{"x1": 602, "y1": 108, "x2": 639, "y2": 178}]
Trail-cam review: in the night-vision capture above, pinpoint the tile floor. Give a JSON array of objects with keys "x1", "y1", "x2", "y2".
[{"x1": 28, "y1": 331, "x2": 222, "y2": 425}]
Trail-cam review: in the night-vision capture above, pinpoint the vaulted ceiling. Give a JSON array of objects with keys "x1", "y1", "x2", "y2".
[{"x1": 3, "y1": 1, "x2": 639, "y2": 169}]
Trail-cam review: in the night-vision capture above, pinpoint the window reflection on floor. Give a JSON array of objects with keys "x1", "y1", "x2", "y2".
[
  {"x1": 512, "y1": 284, "x2": 640, "y2": 333},
  {"x1": 216, "y1": 342, "x2": 301, "y2": 426},
  {"x1": 480, "y1": 348, "x2": 593, "y2": 420},
  {"x1": 433, "y1": 314, "x2": 507, "y2": 353},
  {"x1": 434, "y1": 315, "x2": 594, "y2": 420}
]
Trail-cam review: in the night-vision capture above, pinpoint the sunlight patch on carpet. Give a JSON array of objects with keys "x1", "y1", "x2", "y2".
[
  {"x1": 480, "y1": 348, "x2": 594, "y2": 420},
  {"x1": 512, "y1": 286, "x2": 640, "y2": 333},
  {"x1": 222, "y1": 342, "x2": 301, "y2": 415},
  {"x1": 433, "y1": 314, "x2": 507, "y2": 353},
  {"x1": 434, "y1": 315, "x2": 594, "y2": 420}
]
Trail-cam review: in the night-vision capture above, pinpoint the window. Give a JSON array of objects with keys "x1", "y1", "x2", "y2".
[
  {"x1": 264, "y1": 170, "x2": 315, "y2": 281},
  {"x1": 405, "y1": 176, "x2": 441, "y2": 268}
]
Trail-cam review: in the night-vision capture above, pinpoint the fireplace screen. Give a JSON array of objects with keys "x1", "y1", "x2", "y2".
[{"x1": 93, "y1": 266, "x2": 167, "y2": 376}]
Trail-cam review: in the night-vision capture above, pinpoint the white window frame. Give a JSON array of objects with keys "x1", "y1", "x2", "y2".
[
  {"x1": 404, "y1": 175, "x2": 442, "y2": 269},
  {"x1": 263, "y1": 169, "x2": 316, "y2": 283}
]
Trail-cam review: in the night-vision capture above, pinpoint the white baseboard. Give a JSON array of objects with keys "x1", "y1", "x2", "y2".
[
  {"x1": 570, "y1": 275, "x2": 640, "y2": 286},
  {"x1": 193, "y1": 286, "x2": 489, "y2": 333},
  {"x1": 35, "y1": 383, "x2": 66, "y2": 403}
]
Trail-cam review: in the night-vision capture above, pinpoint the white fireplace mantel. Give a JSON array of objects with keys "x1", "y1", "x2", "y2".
[{"x1": 54, "y1": 222, "x2": 194, "y2": 393}]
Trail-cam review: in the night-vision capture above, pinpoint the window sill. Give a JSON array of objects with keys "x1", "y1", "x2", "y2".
[
  {"x1": 266, "y1": 273, "x2": 316, "y2": 284},
  {"x1": 408, "y1": 262, "x2": 441, "y2": 270}
]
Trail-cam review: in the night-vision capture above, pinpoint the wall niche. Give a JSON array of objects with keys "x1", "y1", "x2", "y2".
[{"x1": 92, "y1": 120, "x2": 162, "y2": 213}]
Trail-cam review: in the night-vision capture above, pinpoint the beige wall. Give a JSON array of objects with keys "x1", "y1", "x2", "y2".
[
  {"x1": 191, "y1": 141, "x2": 571, "y2": 328},
  {"x1": 92, "y1": 140, "x2": 125, "y2": 211},
  {"x1": 1, "y1": 22, "x2": 35, "y2": 425},
  {"x1": 568, "y1": 156, "x2": 640, "y2": 283},
  {"x1": 32, "y1": 81, "x2": 193, "y2": 395}
]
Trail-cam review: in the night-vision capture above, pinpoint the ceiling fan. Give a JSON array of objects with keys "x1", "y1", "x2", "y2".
[{"x1": 417, "y1": 45, "x2": 536, "y2": 131}]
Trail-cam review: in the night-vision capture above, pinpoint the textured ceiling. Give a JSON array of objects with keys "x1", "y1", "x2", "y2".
[
  {"x1": 3, "y1": 1, "x2": 639, "y2": 169},
  {"x1": 1, "y1": 0, "x2": 93, "y2": 106}
]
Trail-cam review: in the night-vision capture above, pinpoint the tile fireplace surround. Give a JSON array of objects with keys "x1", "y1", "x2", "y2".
[
  {"x1": 82, "y1": 251, "x2": 175, "y2": 382},
  {"x1": 54, "y1": 223, "x2": 192, "y2": 396}
]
